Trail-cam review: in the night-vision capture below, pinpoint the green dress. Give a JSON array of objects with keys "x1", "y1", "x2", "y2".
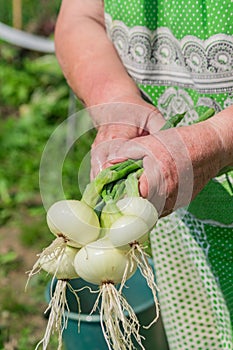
[{"x1": 104, "y1": 1, "x2": 233, "y2": 349}]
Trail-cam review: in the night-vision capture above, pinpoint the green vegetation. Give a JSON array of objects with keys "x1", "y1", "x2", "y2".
[
  {"x1": 0, "y1": 3, "x2": 95, "y2": 347},
  {"x1": 0, "y1": 40, "x2": 95, "y2": 221},
  {"x1": 0, "y1": 0, "x2": 61, "y2": 32}
]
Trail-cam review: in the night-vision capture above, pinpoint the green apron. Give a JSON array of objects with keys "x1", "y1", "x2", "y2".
[{"x1": 104, "y1": 1, "x2": 233, "y2": 348}]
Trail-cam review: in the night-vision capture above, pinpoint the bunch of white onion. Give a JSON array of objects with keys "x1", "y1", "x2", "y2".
[
  {"x1": 27, "y1": 160, "x2": 159, "y2": 350},
  {"x1": 75, "y1": 164, "x2": 159, "y2": 349}
]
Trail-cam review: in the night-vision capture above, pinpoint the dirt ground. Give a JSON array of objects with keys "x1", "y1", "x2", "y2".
[{"x1": 0, "y1": 224, "x2": 54, "y2": 349}]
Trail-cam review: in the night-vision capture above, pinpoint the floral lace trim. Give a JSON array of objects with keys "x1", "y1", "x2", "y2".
[{"x1": 105, "y1": 13, "x2": 233, "y2": 93}]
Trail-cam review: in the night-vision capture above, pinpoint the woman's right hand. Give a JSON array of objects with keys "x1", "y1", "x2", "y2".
[{"x1": 90, "y1": 97, "x2": 165, "y2": 178}]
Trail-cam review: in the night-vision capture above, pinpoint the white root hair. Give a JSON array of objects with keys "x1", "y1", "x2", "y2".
[
  {"x1": 66, "y1": 282, "x2": 82, "y2": 332},
  {"x1": 35, "y1": 279, "x2": 68, "y2": 350},
  {"x1": 91, "y1": 282, "x2": 145, "y2": 350},
  {"x1": 127, "y1": 243, "x2": 160, "y2": 328},
  {"x1": 25, "y1": 236, "x2": 67, "y2": 290},
  {"x1": 35, "y1": 279, "x2": 81, "y2": 350}
]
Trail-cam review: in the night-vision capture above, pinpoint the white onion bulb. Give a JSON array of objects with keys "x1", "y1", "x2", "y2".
[
  {"x1": 116, "y1": 197, "x2": 158, "y2": 229},
  {"x1": 46, "y1": 200, "x2": 100, "y2": 247},
  {"x1": 40, "y1": 245, "x2": 79, "y2": 280},
  {"x1": 73, "y1": 238, "x2": 136, "y2": 285},
  {"x1": 108, "y1": 215, "x2": 149, "y2": 247}
]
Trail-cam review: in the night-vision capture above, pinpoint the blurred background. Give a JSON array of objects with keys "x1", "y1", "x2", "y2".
[{"x1": 0, "y1": 1, "x2": 95, "y2": 348}]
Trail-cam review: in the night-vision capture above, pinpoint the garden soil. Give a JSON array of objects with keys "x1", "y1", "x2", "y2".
[{"x1": 0, "y1": 225, "x2": 52, "y2": 349}]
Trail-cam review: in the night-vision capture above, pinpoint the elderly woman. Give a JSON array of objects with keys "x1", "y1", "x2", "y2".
[{"x1": 54, "y1": 1, "x2": 233, "y2": 349}]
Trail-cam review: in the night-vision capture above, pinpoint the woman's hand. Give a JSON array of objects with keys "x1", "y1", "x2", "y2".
[
  {"x1": 90, "y1": 98, "x2": 165, "y2": 178},
  {"x1": 109, "y1": 107, "x2": 233, "y2": 216},
  {"x1": 108, "y1": 130, "x2": 194, "y2": 216}
]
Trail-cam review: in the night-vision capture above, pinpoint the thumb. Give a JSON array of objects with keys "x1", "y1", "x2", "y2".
[{"x1": 146, "y1": 109, "x2": 166, "y2": 134}]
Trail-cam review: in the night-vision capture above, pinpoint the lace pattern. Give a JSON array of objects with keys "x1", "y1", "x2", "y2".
[{"x1": 105, "y1": 13, "x2": 233, "y2": 93}]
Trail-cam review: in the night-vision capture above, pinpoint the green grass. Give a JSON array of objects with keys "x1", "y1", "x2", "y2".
[
  {"x1": 0, "y1": 40, "x2": 96, "y2": 224},
  {"x1": 0, "y1": 20, "x2": 94, "y2": 348},
  {"x1": 0, "y1": 4, "x2": 96, "y2": 348}
]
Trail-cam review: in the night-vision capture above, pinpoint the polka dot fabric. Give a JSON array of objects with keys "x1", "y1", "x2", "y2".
[
  {"x1": 104, "y1": 0, "x2": 233, "y2": 349},
  {"x1": 150, "y1": 209, "x2": 232, "y2": 349},
  {"x1": 105, "y1": 0, "x2": 233, "y2": 38}
]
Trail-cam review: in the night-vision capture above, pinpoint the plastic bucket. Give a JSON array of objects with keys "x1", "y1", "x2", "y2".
[{"x1": 46, "y1": 268, "x2": 169, "y2": 350}]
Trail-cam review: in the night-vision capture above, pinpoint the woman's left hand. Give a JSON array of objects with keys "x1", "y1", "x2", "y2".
[{"x1": 109, "y1": 118, "x2": 231, "y2": 216}]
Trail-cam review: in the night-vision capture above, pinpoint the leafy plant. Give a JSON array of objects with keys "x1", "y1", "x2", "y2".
[
  {"x1": 0, "y1": 3, "x2": 86, "y2": 348},
  {"x1": 0, "y1": 43, "x2": 77, "y2": 225}
]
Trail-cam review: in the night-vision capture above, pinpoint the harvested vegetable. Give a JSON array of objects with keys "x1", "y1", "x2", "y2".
[
  {"x1": 99, "y1": 171, "x2": 160, "y2": 328},
  {"x1": 108, "y1": 214, "x2": 149, "y2": 247},
  {"x1": 40, "y1": 245, "x2": 79, "y2": 280},
  {"x1": 47, "y1": 199, "x2": 100, "y2": 247},
  {"x1": 26, "y1": 199, "x2": 100, "y2": 350},
  {"x1": 116, "y1": 196, "x2": 158, "y2": 230},
  {"x1": 35, "y1": 246, "x2": 80, "y2": 350},
  {"x1": 27, "y1": 199, "x2": 100, "y2": 283},
  {"x1": 73, "y1": 238, "x2": 141, "y2": 350}
]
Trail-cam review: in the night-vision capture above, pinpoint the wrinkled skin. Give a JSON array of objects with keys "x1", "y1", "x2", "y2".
[
  {"x1": 91, "y1": 106, "x2": 233, "y2": 217},
  {"x1": 90, "y1": 99, "x2": 165, "y2": 178}
]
